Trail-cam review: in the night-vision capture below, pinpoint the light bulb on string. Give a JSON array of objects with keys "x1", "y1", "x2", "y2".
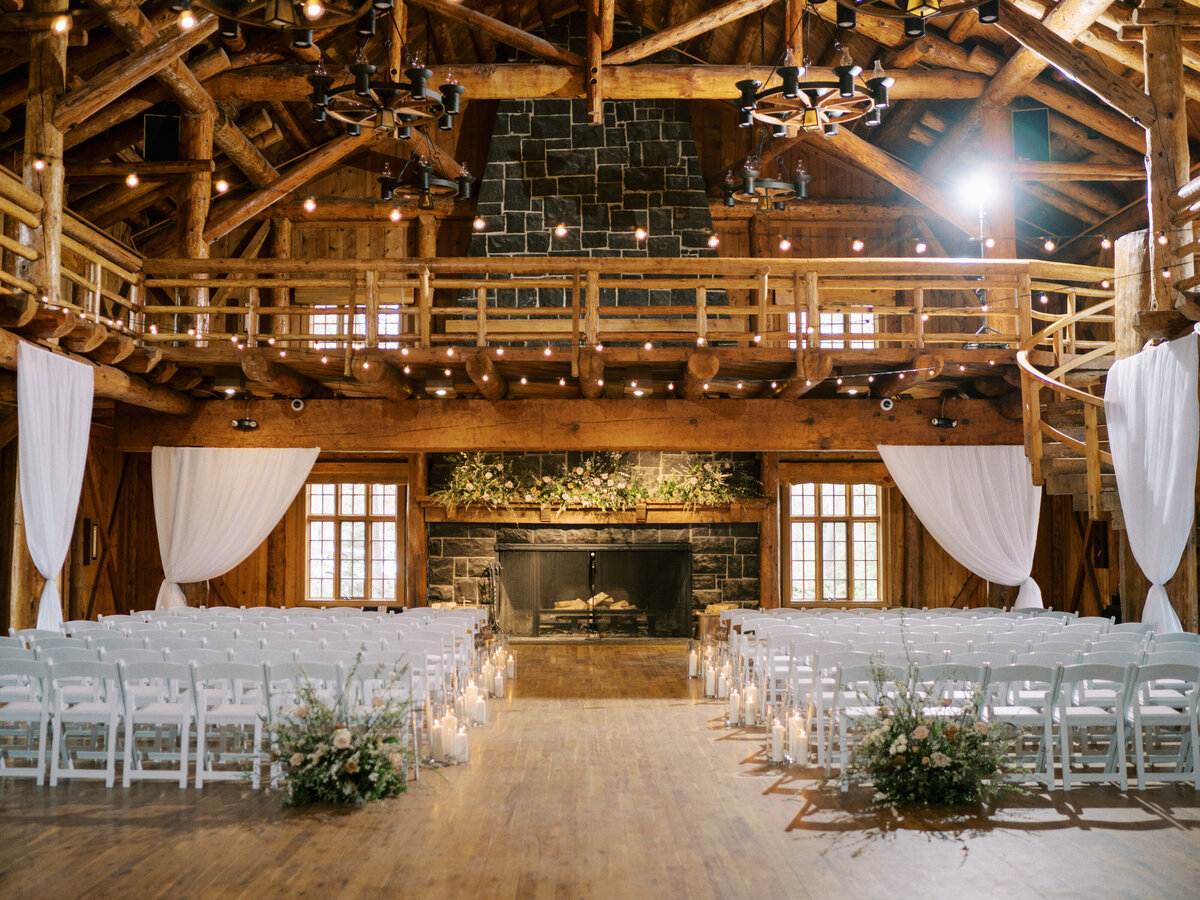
[
  {"x1": 520, "y1": 376, "x2": 527, "y2": 385},
  {"x1": 851, "y1": 238, "x2": 865, "y2": 252},
  {"x1": 215, "y1": 179, "x2": 229, "y2": 194},
  {"x1": 634, "y1": 226, "x2": 648, "y2": 242},
  {"x1": 543, "y1": 347, "x2": 552, "y2": 357},
  {"x1": 178, "y1": 8, "x2": 196, "y2": 29},
  {"x1": 1043, "y1": 237, "x2": 1056, "y2": 252},
  {"x1": 1157, "y1": 232, "x2": 1169, "y2": 246},
  {"x1": 303, "y1": 0, "x2": 325, "y2": 19},
  {"x1": 125, "y1": 171, "x2": 139, "y2": 188},
  {"x1": 644, "y1": 341, "x2": 653, "y2": 351},
  {"x1": 496, "y1": 348, "x2": 504, "y2": 356},
  {"x1": 1100, "y1": 235, "x2": 1112, "y2": 250},
  {"x1": 554, "y1": 223, "x2": 568, "y2": 238},
  {"x1": 1039, "y1": 293, "x2": 1048, "y2": 305},
  {"x1": 473, "y1": 216, "x2": 486, "y2": 232},
  {"x1": 707, "y1": 233, "x2": 720, "y2": 249},
  {"x1": 389, "y1": 207, "x2": 402, "y2": 223},
  {"x1": 51, "y1": 13, "x2": 70, "y2": 33},
  {"x1": 403, "y1": 365, "x2": 411, "y2": 374},
  {"x1": 667, "y1": 382, "x2": 675, "y2": 391},
  {"x1": 984, "y1": 237, "x2": 995, "y2": 249},
  {"x1": 778, "y1": 236, "x2": 792, "y2": 252},
  {"x1": 559, "y1": 377, "x2": 566, "y2": 386},
  {"x1": 303, "y1": 195, "x2": 317, "y2": 213},
  {"x1": 914, "y1": 240, "x2": 927, "y2": 254},
  {"x1": 32, "y1": 158, "x2": 46, "y2": 172}
]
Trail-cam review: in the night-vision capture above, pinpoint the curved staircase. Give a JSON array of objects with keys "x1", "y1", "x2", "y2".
[{"x1": 1017, "y1": 298, "x2": 1122, "y2": 529}]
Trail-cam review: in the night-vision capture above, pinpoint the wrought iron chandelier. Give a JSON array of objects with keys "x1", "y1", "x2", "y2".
[
  {"x1": 736, "y1": 46, "x2": 893, "y2": 137},
  {"x1": 376, "y1": 131, "x2": 474, "y2": 209},
  {"x1": 832, "y1": 0, "x2": 999, "y2": 37},
  {"x1": 722, "y1": 132, "x2": 812, "y2": 213},
  {"x1": 308, "y1": 53, "x2": 465, "y2": 137}
]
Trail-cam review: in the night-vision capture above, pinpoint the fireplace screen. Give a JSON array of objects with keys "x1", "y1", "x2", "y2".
[{"x1": 496, "y1": 543, "x2": 690, "y2": 638}]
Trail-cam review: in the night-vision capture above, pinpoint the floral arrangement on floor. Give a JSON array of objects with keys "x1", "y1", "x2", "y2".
[
  {"x1": 846, "y1": 663, "x2": 1013, "y2": 806},
  {"x1": 428, "y1": 452, "x2": 761, "y2": 514},
  {"x1": 269, "y1": 661, "x2": 413, "y2": 806}
]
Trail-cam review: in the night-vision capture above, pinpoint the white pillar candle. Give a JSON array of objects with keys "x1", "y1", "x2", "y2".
[
  {"x1": 729, "y1": 688, "x2": 741, "y2": 724},
  {"x1": 493, "y1": 671, "x2": 504, "y2": 697},
  {"x1": 717, "y1": 672, "x2": 728, "y2": 699},
  {"x1": 506, "y1": 653, "x2": 515, "y2": 679},
  {"x1": 704, "y1": 664, "x2": 716, "y2": 697},
  {"x1": 687, "y1": 649, "x2": 699, "y2": 678},
  {"x1": 444, "y1": 709, "x2": 458, "y2": 739},
  {"x1": 473, "y1": 695, "x2": 487, "y2": 726},
  {"x1": 771, "y1": 718, "x2": 785, "y2": 763},
  {"x1": 431, "y1": 718, "x2": 443, "y2": 761},
  {"x1": 454, "y1": 726, "x2": 469, "y2": 764},
  {"x1": 482, "y1": 661, "x2": 494, "y2": 691},
  {"x1": 797, "y1": 729, "x2": 809, "y2": 763},
  {"x1": 744, "y1": 683, "x2": 758, "y2": 727},
  {"x1": 787, "y1": 711, "x2": 804, "y2": 761}
]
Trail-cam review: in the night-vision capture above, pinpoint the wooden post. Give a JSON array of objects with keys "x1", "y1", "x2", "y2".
[
  {"x1": 417, "y1": 213, "x2": 437, "y2": 258},
  {"x1": 406, "y1": 453, "x2": 428, "y2": 608},
  {"x1": 695, "y1": 285, "x2": 708, "y2": 344},
  {"x1": 476, "y1": 286, "x2": 487, "y2": 347},
  {"x1": 981, "y1": 104, "x2": 1017, "y2": 258},
  {"x1": 1143, "y1": 0, "x2": 1196, "y2": 317},
  {"x1": 1017, "y1": 272, "x2": 1032, "y2": 344},
  {"x1": 271, "y1": 215, "x2": 291, "y2": 338},
  {"x1": 584, "y1": 268, "x2": 600, "y2": 345},
  {"x1": 365, "y1": 270, "x2": 379, "y2": 348},
  {"x1": 755, "y1": 266, "x2": 769, "y2": 343},
  {"x1": 418, "y1": 266, "x2": 431, "y2": 348},
  {"x1": 1113, "y1": 230, "x2": 1151, "y2": 359},
  {"x1": 804, "y1": 271, "x2": 819, "y2": 349},
  {"x1": 902, "y1": 499, "x2": 922, "y2": 608},
  {"x1": 20, "y1": 0, "x2": 69, "y2": 305},
  {"x1": 759, "y1": 452, "x2": 780, "y2": 609},
  {"x1": 913, "y1": 288, "x2": 925, "y2": 349},
  {"x1": 180, "y1": 110, "x2": 213, "y2": 339}
]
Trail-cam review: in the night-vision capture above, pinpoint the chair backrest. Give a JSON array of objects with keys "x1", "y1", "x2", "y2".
[
  {"x1": 0, "y1": 646, "x2": 35, "y2": 660},
  {"x1": 117, "y1": 660, "x2": 192, "y2": 706},
  {"x1": 99, "y1": 647, "x2": 164, "y2": 665},
  {"x1": 1079, "y1": 648, "x2": 1145, "y2": 667},
  {"x1": 35, "y1": 646, "x2": 101, "y2": 664},
  {"x1": 11, "y1": 629, "x2": 64, "y2": 645},
  {"x1": 265, "y1": 660, "x2": 346, "y2": 713},
  {"x1": 25, "y1": 636, "x2": 80, "y2": 652},
  {"x1": 1089, "y1": 633, "x2": 1148, "y2": 647},
  {"x1": 164, "y1": 647, "x2": 229, "y2": 666},
  {"x1": 1132, "y1": 662, "x2": 1200, "y2": 704},
  {"x1": 986, "y1": 663, "x2": 1062, "y2": 709},
  {"x1": 986, "y1": 640, "x2": 1032, "y2": 656},
  {"x1": 947, "y1": 649, "x2": 1015, "y2": 668},
  {"x1": 0, "y1": 657, "x2": 51, "y2": 708},
  {"x1": 912, "y1": 662, "x2": 990, "y2": 700},
  {"x1": 236, "y1": 648, "x2": 297, "y2": 667},
  {"x1": 48, "y1": 660, "x2": 120, "y2": 705},
  {"x1": 1145, "y1": 648, "x2": 1200, "y2": 666},
  {"x1": 86, "y1": 634, "x2": 146, "y2": 652},
  {"x1": 1151, "y1": 633, "x2": 1200, "y2": 647},
  {"x1": 1110, "y1": 622, "x2": 1154, "y2": 635},
  {"x1": 1019, "y1": 649, "x2": 1082, "y2": 667},
  {"x1": 1057, "y1": 662, "x2": 1137, "y2": 708},
  {"x1": 190, "y1": 662, "x2": 267, "y2": 706}
]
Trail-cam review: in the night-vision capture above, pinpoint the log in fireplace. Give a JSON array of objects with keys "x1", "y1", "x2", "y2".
[{"x1": 497, "y1": 543, "x2": 691, "y2": 638}]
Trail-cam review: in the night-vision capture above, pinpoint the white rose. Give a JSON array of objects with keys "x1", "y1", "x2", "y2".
[{"x1": 332, "y1": 728, "x2": 353, "y2": 750}]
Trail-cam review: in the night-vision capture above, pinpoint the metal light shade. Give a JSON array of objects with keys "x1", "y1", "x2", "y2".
[
  {"x1": 834, "y1": 64, "x2": 862, "y2": 98},
  {"x1": 904, "y1": 15, "x2": 926, "y2": 36},
  {"x1": 351, "y1": 62, "x2": 377, "y2": 97},
  {"x1": 836, "y1": 4, "x2": 857, "y2": 28},
  {"x1": 440, "y1": 83, "x2": 466, "y2": 115},
  {"x1": 868, "y1": 75, "x2": 893, "y2": 108},
  {"x1": 438, "y1": 113, "x2": 453, "y2": 131},
  {"x1": 738, "y1": 108, "x2": 754, "y2": 128},
  {"x1": 723, "y1": 191, "x2": 736, "y2": 208},
  {"x1": 780, "y1": 66, "x2": 802, "y2": 99},
  {"x1": 736, "y1": 79, "x2": 762, "y2": 111},
  {"x1": 356, "y1": 6, "x2": 375, "y2": 36},
  {"x1": 307, "y1": 72, "x2": 333, "y2": 106},
  {"x1": 456, "y1": 174, "x2": 475, "y2": 200},
  {"x1": 977, "y1": 0, "x2": 999, "y2": 21},
  {"x1": 291, "y1": 27, "x2": 312, "y2": 48},
  {"x1": 373, "y1": 0, "x2": 393, "y2": 8},
  {"x1": 407, "y1": 66, "x2": 434, "y2": 99},
  {"x1": 865, "y1": 108, "x2": 881, "y2": 126},
  {"x1": 262, "y1": 0, "x2": 298, "y2": 30},
  {"x1": 824, "y1": 122, "x2": 839, "y2": 136},
  {"x1": 741, "y1": 166, "x2": 759, "y2": 194},
  {"x1": 346, "y1": 122, "x2": 361, "y2": 135},
  {"x1": 218, "y1": 16, "x2": 239, "y2": 38}
]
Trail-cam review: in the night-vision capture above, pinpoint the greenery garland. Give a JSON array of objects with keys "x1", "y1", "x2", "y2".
[{"x1": 428, "y1": 452, "x2": 762, "y2": 514}]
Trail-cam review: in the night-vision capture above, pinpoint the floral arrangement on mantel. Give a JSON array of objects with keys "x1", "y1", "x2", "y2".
[
  {"x1": 846, "y1": 662, "x2": 1014, "y2": 807},
  {"x1": 269, "y1": 662, "x2": 413, "y2": 806},
  {"x1": 428, "y1": 452, "x2": 761, "y2": 514}
]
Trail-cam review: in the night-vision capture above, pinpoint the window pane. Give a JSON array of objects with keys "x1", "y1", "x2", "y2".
[
  {"x1": 308, "y1": 483, "x2": 334, "y2": 516},
  {"x1": 339, "y1": 520, "x2": 367, "y2": 598},
  {"x1": 820, "y1": 483, "x2": 846, "y2": 517},
  {"x1": 372, "y1": 484, "x2": 397, "y2": 517},
  {"x1": 851, "y1": 483, "x2": 878, "y2": 517},
  {"x1": 789, "y1": 483, "x2": 815, "y2": 517},
  {"x1": 790, "y1": 522, "x2": 816, "y2": 601},
  {"x1": 819, "y1": 312, "x2": 843, "y2": 349},
  {"x1": 340, "y1": 483, "x2": 367, "y2": 516},
  {"x1": 848, "y1": 312, "x2": 875, "y2": 350},
  {"x1": 307, "y1": 519, "x2": 335, "y2": 599},
  {"x1": 822, "y1": 521, "x2": 847, "y2": 600},
  {"x1": 853, "y1": 521, "x2": 879, "y2": 601},
  {"x1": 311, "y1": 307, "x2": 342, "y2": 350},
  {"x1": 371, "y1": 521, "x2": 397, "y2": 600}
]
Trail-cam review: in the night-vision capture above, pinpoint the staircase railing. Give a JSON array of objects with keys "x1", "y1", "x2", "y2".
[{"x1": 1016, "y1": 297, "x2": 1117, "y2": 519}]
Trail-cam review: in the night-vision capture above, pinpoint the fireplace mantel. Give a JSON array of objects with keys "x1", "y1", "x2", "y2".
[{"x1": 419, "y1": 498, "x2": 769, "y2": 526}]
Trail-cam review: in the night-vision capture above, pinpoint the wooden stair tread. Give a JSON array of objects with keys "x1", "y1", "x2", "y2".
[{"x1": 1043, "y1": 473, "x2": 1118, "y2": 494}]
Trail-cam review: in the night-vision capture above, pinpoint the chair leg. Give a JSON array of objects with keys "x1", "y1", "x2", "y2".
[
  {"x1": 49, "y1": 717, "x2": 62, "y2": 787},
  {"x1": 178, "y1": 718, "x2": 190, "y2": 789},
  {"x1": 1134, "y1": 715, "x2": 1147, "y2": 792},
  {"x1": 122, "y1": 717, "x2": 134, "y2": 789},
  {"x1": 1060, "y1": 718, "x2": 1073, "y2": 791},
  {"x1": 1115, "y1": 719, "x2": 1128, "y2": 791},
  {"x1": 35, "y1": 717, "x2": 47, "y2": 787},
  {"x1": 104, "y1": 714, "x2": 118, "y2": 789}
]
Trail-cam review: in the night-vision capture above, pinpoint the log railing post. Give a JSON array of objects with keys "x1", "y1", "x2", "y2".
[
  {"x1": 476, "y1": 286, "x2": 487, "y2": 347},
  {"x1": 584, "y1": 267, "x2": 599, "y2": 345},
  {"x1": 365, "y1": 269, "x2": 380, "y2": 349},
  {"x1": 1083, "y1": 402, "x2": 1100, "y2": 519},
  {"x1": 1017, "y1": 271, "x2": 1032, "y2": 345},
  {"x1": 755, "y1": 266, "x2": 769, "y2": 344},
  {"x1": 804, "y1": 270, "x2": 819, "y2": 349},
  {"x1": 418, "y1": 265, "x2": 432, "y2": 348},
  {"x1": 696, "y1": 285, "x2": 707, "y2": 344},
  {"x1": 914, "y1": 287, "x2": 925, "y2": 349}
]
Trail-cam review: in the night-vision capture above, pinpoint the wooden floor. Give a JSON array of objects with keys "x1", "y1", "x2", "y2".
[{"x1": 3, "y1": 642, "x2": 1200, "y2": 899}]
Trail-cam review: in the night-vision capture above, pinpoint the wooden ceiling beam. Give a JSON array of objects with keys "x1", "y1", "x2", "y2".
[
  {"x1": 1020, "y1": 182, "x2": 1105, "y2": 224},
  {"x1": 679, "y1": 351, "x2": 719, "y2": 401},
  {"x1": 996, "y1": 160, "x2": 1145, "y2": 180},
  {"x1": 241, "y1": 349, "x2": 316, "y2": 398},
  {"x1": 204, "y1": 63, "x2": 987, "y2": 103},
  {"x1": 62, "y1": 49, "x2": 229, "y2": 152},
  {"x1": 89, "y1": 0, "x2": 279, "y2": 190},
  {"x1": 0, "y1": 325, "x2": 191, "y2": 414},
  {"x1": 603, "y1": 0, "x2": 779, "y2": 66},
  {"x1": 599, "y1": 0, "x2": 615, "y2": 51},
  {"x1": 871, "y1": 354, "x2": 944, "y2": 399},
  {"x1": 922, "y1": 0, "x2": 1122, "y2": 176},
  {"x1": 709, "y1": 199, "x2": 918, "y2": 221},
  {"x1": 465, "y1": 350, "x2": 507, "y2": 401},
  {"x1": 579, "y1": 350, "x2": 605, "y2": 400},
  {"x1": 52, "y1": 14, "x2": 217, "y2": 132},
  {"x1": 115, "y1": 397, "x2": 1023, "y2": 452},
  {"x1": 350, "y1": 353, "x2": 414, "y2": 400},
  {"x1": 406, "y1": 0, "x2": 583, "y2": 66},
  {"x1": 202, "y1": 131, "x2": 376, "y2": 243},
  {"x1": 776, "y1": 352, "x2": 833, "y2": 401},
  {"x1": 994, "y1": 0, "x2": 1155, "y2": 126}
]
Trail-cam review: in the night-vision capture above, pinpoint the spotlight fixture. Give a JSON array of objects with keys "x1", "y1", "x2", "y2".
[
  {"x1": 930, "y1": 416, "x2": 958, "y2": 428},
  {"x1": 426, "y1": 373, "x2": 455, "y2": 398},
  {"x1": 212, "y1": 373, "x2": 245, "y2": 396},
  {"x1": 625, "y1": 369, "x2": 654, "y2": 398},
  {"x1": 231, "y1": 417, "x2": 259, "y2": 431}
]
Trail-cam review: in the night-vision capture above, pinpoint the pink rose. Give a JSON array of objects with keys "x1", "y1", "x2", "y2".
[{"x1": 912, "y1": 725, "x2": 929, "y2": 740}]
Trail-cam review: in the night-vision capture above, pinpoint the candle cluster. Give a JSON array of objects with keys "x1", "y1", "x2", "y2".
[
  {"x1": 424, "y1": 638, "x2": 515, "y2": 766},
  {"x1": 689, "y1": 636, "x2": 809, "y2": 766}
]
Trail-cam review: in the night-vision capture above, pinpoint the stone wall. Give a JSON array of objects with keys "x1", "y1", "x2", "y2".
[{"x1": 427, "y1": 522, "x2": 759, "y2": 615}]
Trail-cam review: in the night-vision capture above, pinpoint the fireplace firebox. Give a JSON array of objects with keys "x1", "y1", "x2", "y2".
[{"x1": 497, "y1": 543, "x2": 691, "y2": 638}]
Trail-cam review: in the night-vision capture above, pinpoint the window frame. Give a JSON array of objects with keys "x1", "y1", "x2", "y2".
[
  {"x1": 782, "y1": 479, "x2": 884, "y2": 605},
  {"x1": 298, "y1": 466, "x2": 408, "y2": 606}
]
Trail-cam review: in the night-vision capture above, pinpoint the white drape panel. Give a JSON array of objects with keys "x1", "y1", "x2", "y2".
[
  {"x1": 878, "y1": 445, "x2": 1044, "y2": 609},
  {"x1": 152, "y1": 446, "x2": 319, "y2": 609},
  {"x1": 18, "y1": 344, "x2": 94, "y2": 631},
  {"x1": 1104, "y1": 331, "x2": 1199, "y2": 635}
]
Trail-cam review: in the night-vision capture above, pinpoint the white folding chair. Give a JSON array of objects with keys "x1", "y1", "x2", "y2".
[
  {"x1": 828, "y1": 661, "x2": 908, "y2": 790},
  {"x1": 48, "y1": 660, "x2": 122, "y2": 788},
  {"x1": 0, "y1": 659, "x2": 51, "y2": 783},
  {"x1": 984, "y1": 663, "x2": 1062, "y2": 790},
  {"x1": 1128, "y1": 662, "x2": 1200, "y2": 790},
  {"x1": 118, "y1": 661, "x2": 192, "y2": 788},
  {"x1": 191, "y1": 662, "x2": 268, "y2": 789},
  {"x1": 1056, "y1": 662, "x2": 1136, "y2": 791}
]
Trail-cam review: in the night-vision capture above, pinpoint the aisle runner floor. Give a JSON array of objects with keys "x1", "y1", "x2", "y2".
[{"x1": 2, "y1": 642, "x2": 1199, "y2": 898}]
